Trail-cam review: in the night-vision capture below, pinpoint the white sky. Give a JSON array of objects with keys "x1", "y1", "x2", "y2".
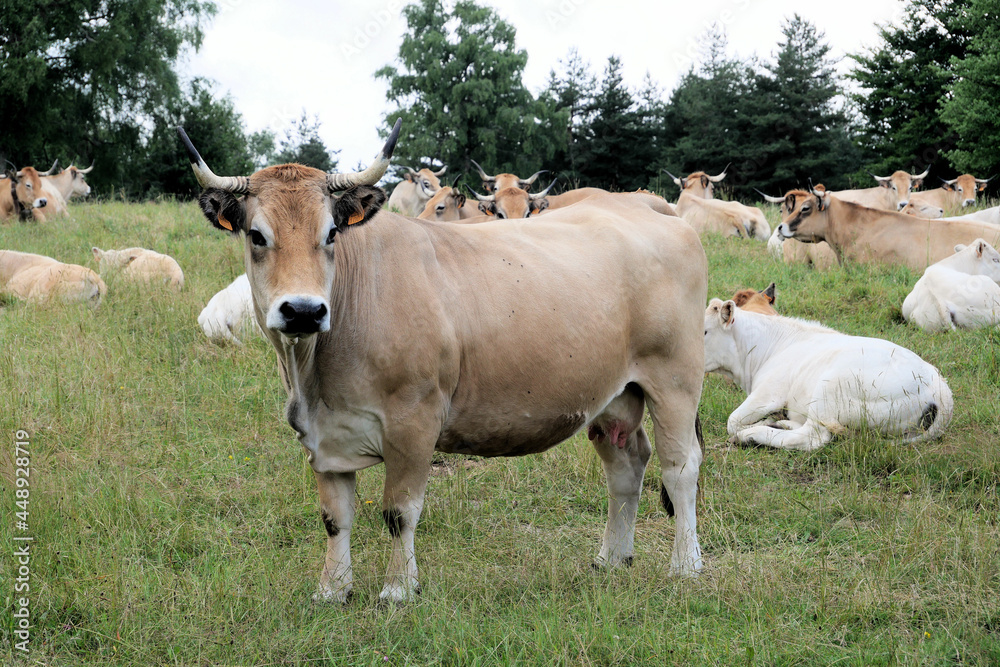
[{"x1": 184, "y1": 0, "x2": 907, "y2": 169}]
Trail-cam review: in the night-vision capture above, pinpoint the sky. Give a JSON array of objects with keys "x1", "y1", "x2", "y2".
[{"x1": 184, "y1": 0, "x2": 908, "y2": 169}]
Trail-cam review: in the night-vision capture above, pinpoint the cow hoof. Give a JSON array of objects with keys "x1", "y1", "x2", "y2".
[
  {"x1": 312, "y1": 587, "x2": 353, "y2": 604},
  {"x1": 378, "y1": 581, "x2": 421, "y2": 604},
  {"x1": 591, "y1": 555, "x2": 634, "y2": 571}
]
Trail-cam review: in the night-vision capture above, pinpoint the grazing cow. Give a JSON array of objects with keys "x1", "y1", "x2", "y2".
[
  {"x1": 761, "y1": 188, "x2": 839, "y2": 269},
  {"x1": 830, "y1": 169, "x2": 929, "y2": 212},
  {"x1": 387, "y1": 165, "x2": 446, "y2": 216},
  {"x1": 1, "y1": 167, "x2": 48, "y2": 221},
  {"x1": 704, "y1": 299, "x2": 953, "y2": 451},
  {"x1": 939, "y1": 205, "x2": 1000, "y2": 226},
  {"x1": 730, "y1": 283, "x2": 777, "y2": 315},
  {"x1": 92, "y1": 247, "x2": 185, "y2": 290},
  {"x1": 902, "y1": 239, "x2": 1000, "y2": 332},
  {"x1": 775, "y1": 189, "x2": 1000, "y2": 271},
  {"x1": 180, "y1": 121, "x2": 707, "y2": 602},
  {"x1": 471, "y1": 160, "x2": 546, "y2": 194},
  {"x1": 199, "y1": 274, "x2": 259, "y2": 344},
  {"x1": 0, "y1": 250, "x2": 106, "y2": 306},
  {"x1": 908, "y1": 174, "x2": 990, "y2": 215},
  {"x1": 470, "y1": 179, "x2": 557, "y2": 219}
]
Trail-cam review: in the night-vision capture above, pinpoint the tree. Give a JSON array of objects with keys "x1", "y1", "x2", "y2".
[
  {"x1": 541, "y1": 49, "x2": 597, "y2": 185},
  {"x1": 274, "y1": 113, "x2": 339, "y2": 172},
  {"x1": 375, "y1": 0, "x2": 564, "y2": 186},
  {"x1": 940, "y1": 0, "x2": 1000, "y2": 179}
]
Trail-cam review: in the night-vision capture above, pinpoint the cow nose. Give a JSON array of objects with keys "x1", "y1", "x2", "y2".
[
  {"x1": 35, "y1": 198, "x2": 47, "y2": 208},
  {"x1": 897, "y1": 201, "x2": 908, "y2": 210},
  {"x1": 269, "y1": 296, "x2": 330, "y2": 335}
]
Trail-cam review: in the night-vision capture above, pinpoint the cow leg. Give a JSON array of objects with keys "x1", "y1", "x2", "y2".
[
  {"x1": 313, "y1": 471, "x2": 356, "y2": 603},
  {"x1": 727, "y1": 394, "x2": 787, "y2": 433},
  {"x1": 592, "y1": 427, "x2": 652, "y2": 568},
  {"x1": 379, "y1": 455, "x2": 432, "y2": 603},
  {"x1": 735, "y1": 420, "x2": 832, "y2": 451}
]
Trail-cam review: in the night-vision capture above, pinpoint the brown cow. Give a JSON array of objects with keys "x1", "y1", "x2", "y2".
[
  {"x1": 1, "y1": 167, "x2": 49, "y2": 221},
  {"x1": 908, "y1": 174, "x2": 991, "y2": 215},
  {"x1": 0, "y1": 250, "x2": 106, "y2": 305},
  {"x1": 180, "y1": 120, "x2": 707, "y2": 603},
  {"x1": 730, "y1": 283, "x2": 777, "y2": 315},
  {"x1": 664, "y1": 167, "x2": 728, "y2": 199},
  {"x1": 470, "y1": 179, "x2": 557, "y2": 219},
  {"x1": 471, "y1": 159, "x2": 546, "y2": 193},
  {"x1": 416, "y1": 185, "x2": 481, "y2": 222}
]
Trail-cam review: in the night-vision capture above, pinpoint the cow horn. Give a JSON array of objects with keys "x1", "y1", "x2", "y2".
[
  {"x1": 450, "y1": 174, "x2": 461, "y2": 189},
  {"x1": 911, "y1": 167, "x2": 930, "y2": 180},
  {"x1": 708, "y1": 164, "x2": 730, "y2": 182},
  {"x1": 404, "y1": 166, "x2": 419, "y2": 176},
  {"x1": 940, "y1": 176, "x2": 957, "y2": 185},
  {"x1": 868, "y1": 170, "x2": 890, "y2": 181},
  {"x1": 465, "y1": 185, "x2": 494, "y2": 202},
  {"x1": 39, "y1": 160, "x2": 59, "y2": 176},
  {"x1": 528, "y1": 178, "x2": 558, "y2": 200},
  {"x1": 78, "y1": 162, "x2": 95, "y2": 174},
  {"x1": 975, "y1": 176, "x2": 992, "y2": 184},
  {"x1": 662, "y1": 169, "x2": 682, "y2": 186},
  {"x1": 177, "y1": 126, "x2": 251, "y2": 194},
  {"x1": 327, "y1": 118, "x2": 401, "y2": 191},
  {"x1": 754, "y1": 188, "x2": 785, "y2": 204},
  {"x1": 433, "y1": 165, "x2": 447, "y2": 176},
  {"x1": 470, "y1": 159, "x2": 494, "y2": 182},
  {"x1": 519, "y1": 169, "x2": 547, "y2": 187}
]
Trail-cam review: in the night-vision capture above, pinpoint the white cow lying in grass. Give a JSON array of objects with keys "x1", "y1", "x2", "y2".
[
  {"x1": 902, "y1": 239, "x2": 1000, "y2": 332},
  {"x1": 92, "y1": 247, "x2": 184, "y2": 290},
  {"x1": 704, "y1": 299, "x2": 953, "y2": 451},
  {"x1": 198, "y1": 274, "x2": 258, "y2": 344},
  {"x1": 940, "y1": 206, "x2": 1000, "y2": 226},
  {"x1": 0, "y1": 250, "x2": 106, "y2": 306}
]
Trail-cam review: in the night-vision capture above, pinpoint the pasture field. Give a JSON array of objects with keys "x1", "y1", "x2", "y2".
[{"x1": 1, "y1": 199, "x2": 999, "y2": 666}]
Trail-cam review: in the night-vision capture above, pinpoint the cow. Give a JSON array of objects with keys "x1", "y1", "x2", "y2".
[
  {"x1": 1, "y1": 166, "x2": 48, "y2": 221},
  {"x1": 179, "y1": 120, "x2": 707, "y2": 603},
  {"x1": 829, "y1": 169, "x2": 929, "y2": 212},
  {"x1": 939, "y1": 205, "x2": 1000, "y2": 226},
  {"x1": 92, "y1": 247, "x2": 185, "y2": 290},
  {"x1": 908, "y1": 174, "x2": 990, "y2": 215},
  {"x1": 199, "y1": 274, "x2": 259, "y2": 344},
  {"x1": 416, "y1": 178, "x2": 481, "y2": 222},
  {"x1": 0, "y1": 250, "x2": 106, "y2": 306},
  {"x1": 760, "y1": 189, "x2": 838, "y2": 270},
  {"x1": 901, "y1": 239, "x2": 1000, "y2": 332},
  {"x1": 469, "y1": 179, "x2": 558, "y2": 219},
  {"x1": 663, "y1": 167, "x2": 728, "y2": 200},
  {"x1": 36, "y1": 163, "x2": 92, "y2": 218},
  {"x1": 386, "y1": 165, "x2": 447, "y2": 216},
  {"x1": 774, "y1": 189, "x2": 1000, "y2": 271},
  {"x1": 704, "y1": 299, "x2": 953, "y2": 451},
  {"x1": 900, "y1": 201, "x2": 945, "y2": 219},
  {"x1": 730, "y1": 283, "x2": 777, "y2": 315},
  {"x1": 666, "y1": 167, "x2": 769, "y2": 240},
  {"x1": 470, "y1": 159, "x2": 546, "y2": 194}
]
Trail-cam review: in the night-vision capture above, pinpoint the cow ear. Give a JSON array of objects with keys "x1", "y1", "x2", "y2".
[
  {"x1": 762, "y1": 282, "x2": 776, "y2": 303},
  {"x1": 978, "y1": 181, "x2": 987, "y2": 192},
  {"x1": 333, "y1": 185, "x2": 386, "y2": 231},
  {"x1": 954, "y1": 244, "x2": 966, "y2": 253},
  {"x1": 701, "y1": 175, "x2": 710, "y2": 190},
  {"x1": 816, "y1": 193, "x2": 829, "y2": 211},
  {"x1": 530, "y1": 199, "x2": 549, "y2": 214},
  {"x1": 976, "y1": 240, "x2": 986, "y2": 257},
  {"x1": 720, "y1": 300, "x2": 735, "y2": 327},
  {"x1": 680, "y1": 178, "x2": 688, "y2": 190},
  {"x1": 402, "y1": 172, "x2": 413, "y2": 183},
  {"x1": 198, "y1": 188, "x2": 246, "y2": 234},
  {"x1": 942, "y1": 182, "x2": 956, "y2": 191},
  {"x1": 454, "y1": 193, "x2": 466, "y2": 208},
  {"x1": 478, "y1": 201, "x2": 496, "y2": 216},
  {"x1": 91, "y1": 247, "x2": 103, "y2": 262},
  {"x1": 912, "y1": 177, "x2": 924, "y2": 189},
  {"x1": 5, "y1": 168, "x2": 17, "y2": 182}
]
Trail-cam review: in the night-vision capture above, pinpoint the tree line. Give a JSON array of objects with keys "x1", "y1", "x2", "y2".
[{"x1": 1, "y1": 0, "x2": 996, "y2": 200}]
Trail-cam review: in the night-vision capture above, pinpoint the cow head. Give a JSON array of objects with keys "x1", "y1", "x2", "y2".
[
  {"x1": 419, "y1": 178, "x2": 467, "y2": 221},
  {"x1": 664, "y1": 166, "x2": 728, "y2": 199},
  {"x1": 4, "y1": 166, "x2": 47, "y2": 217},
  {"x1": 180, "y1": 120, "x2": 401, "y2": 342},
  {"x1": 870, "y1": 168, "x2": 929, "y2": 210},
  {"x1": 403, "y1": 164, "x2": 445, "y2": 198},
  {"x1": 775, "y1": 189, "x2": 831, "y2": 243},
  {"x1": 731, "y1": 283, "x2": 777, "y2": 315},
  {"x1": 900, "y1": 201, "x2": 944, "y2": 219},
  {"x1": 471, "y1": 159, "x2": 546, "y2": 194},
  {"x1": 942, "y1": 174, "x2": 990, "y2": 208},
  {"x1": 66, "y1": 164, "x2": 94, "y2": 198},
  {"x1": 471, "y1": 178, "x2": 556, "y2": 219},
  {"x1": 954, "y1": 239, "x2": 1000, "y2": 282},
  {"x1": 703, "y1": 298, "x2": 739, "y2": 377}
]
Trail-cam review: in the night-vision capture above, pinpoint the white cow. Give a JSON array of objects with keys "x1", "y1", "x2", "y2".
[
  {"x1": 940, "y1": 206, "x2": 1000, "y2": 226},
  {"x1": 198, "y1": 274, "x2": 259, "y2": 344},
  {"x1": 704, "y1": 299, "x2": 953, "y2": 451},
  {"x1": 901, "y1": 239, "x2": 1000, "y2": 332}
]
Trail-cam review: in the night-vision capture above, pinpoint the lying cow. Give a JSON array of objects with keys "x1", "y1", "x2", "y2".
[
  {"x1": 761, "y1": 187, "x2": 838, "y2": 269},
  {"x1": 902, "y1": 239, "x2": 1000, "y2": 332},
  {"x1": 704, "y1": 299, "x2": 953, "y2": 451},
  {"x1": 92, "y1": 247, "x2": 184, "y2": 290},
  {"x1": 829, "y1": 169, "x2": 929, "y2": 211},
  {"x1": 908, "y1": 174, "x2": 990, "y2": 215},
  {"x1": 730, "y1": 283, "x2": 777, "y2": 315},
  {"x1": 1, "y1": 167, "x2": 48, "y2": 221},
  {"x1": 669, "y1": 168, "x2": 770, "y2": 240},
  {"x1": 0, "y1": 250, "x2": 106, "y2": 306},
  {"x1": 198, "y1": 274, "x2": 259, "y2": 344},
  {"x1": 939, "y1": 205, "x2": 1000, "y2": 226},
  {"x1": 180, "y1": 120, "x2": 707, "y2": 602}
]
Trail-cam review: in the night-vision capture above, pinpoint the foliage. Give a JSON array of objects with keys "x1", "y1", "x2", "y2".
[{"x1": 273, "y1": 113, "x2": 340, "y2": 173}]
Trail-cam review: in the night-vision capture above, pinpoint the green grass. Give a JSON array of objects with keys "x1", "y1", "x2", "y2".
[{"x1": 1, "y1": 199, "x2": 998, "y2": 666}]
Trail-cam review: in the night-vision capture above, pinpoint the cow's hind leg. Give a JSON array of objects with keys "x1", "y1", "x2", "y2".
[
  {"x1": 592, "y1": 426, "x2": 651, "y2": 568},
  {"x1": 314, "y1": 471, "x2": 357, "y2": 603}
]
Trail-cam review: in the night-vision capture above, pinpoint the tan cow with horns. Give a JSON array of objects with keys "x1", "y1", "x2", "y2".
[{"x1": 179, "y1": 119, "x2": 708, "y2": 603}]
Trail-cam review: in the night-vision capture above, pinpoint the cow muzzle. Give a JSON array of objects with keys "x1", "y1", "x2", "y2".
[
  {"x1": 897, "y1": 201, "x2": 908, "y2": 210},
  {"x1": 963, "y1": 199, "x2": 975, "y2": 207},
  {"x1": 777, "y1": 223, "x2": 793, "y2": 239},
  {"x1": 267, "y1": 295, "x2": 330, "y2": 336},
  {"x1": 33, "y1": 198, "x2": 47, "y2": 209}
]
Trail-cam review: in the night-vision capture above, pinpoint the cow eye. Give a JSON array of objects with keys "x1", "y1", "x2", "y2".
[
  {"x1": 436, "y1": 205, "x2": 445, "y2": 213},
  {"x1": 325, "y1": 227, "x2": 336, "y2": 245},
  {"x1": 248, "y1": 229, "x2": 267, "y2": 247},
  {"x1": 25, "y1": 183, "x2": 32, "y2": 189},
  {"x1": 496, "y1": 211, "x2": 506, "y2": 220}
]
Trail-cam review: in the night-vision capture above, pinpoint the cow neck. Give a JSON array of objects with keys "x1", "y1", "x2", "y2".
[{"x1": 729, "y1": 313, "x2": 792, "y2": 393}]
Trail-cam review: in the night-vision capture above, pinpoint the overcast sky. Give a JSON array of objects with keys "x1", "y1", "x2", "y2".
[{"x1": 184, "y1": 0, "x2": 907, "y2": 169}]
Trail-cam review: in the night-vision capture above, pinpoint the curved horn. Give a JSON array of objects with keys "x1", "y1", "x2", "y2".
[
  {"x1": 404, "y1": 166, "x2": 419, "y2": 176},
  {"x1": 528, "y1": 178, "x2": 558, "y2": 200},
  {"x1": 754, "y1": 188, "x2": 785, "y2": 204},
  {"x1": 465, "y1": 184, "x2": 494, "y2": 202},
  {"x1": 940, "y1": 176, "x2": 958, "y2": 185},
  {"x1": 39, "y1": 160, "x2": 59, "y2": 176},
  {"x1": 177, "y1": 126, "x2": 251, "y2": 193},
  {"x1": 867, "y1": 170, "x2": 890, "y2": 181},
  {"x1": 662, "y1": 169, "x2": 682, "y2": 187},
  {"x1": 77, "y1": 162, "x2": 95, "y2": 174},
  {"x1": 450, "y1": 174, "x2": 461, "y2": 189},
  {"x1": 975, "y1": 176, "x2": 992, "y2": 184},
  {"x1": 470, "y1": 159, "x2": 494, "y2": 182},
  {"x1": 708, "y1": 163, "x2": 730, "y2": 182},
  {"x1": 910, "y1": 167, "x2": 930, "y2": 180},
  {"x1": 326, "y1": 118, "x2": 401, "y2": 191},
  {"x1": 433, "y1": 165, "x2": 447, "y2": 176},
  {"x1": 519, "y1": 169, "x2": 547, "y2": 187}
]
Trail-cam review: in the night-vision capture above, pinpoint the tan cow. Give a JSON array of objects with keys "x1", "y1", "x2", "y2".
[
  {"x1": 830, "y1": 169, "x2": 929, "y2": 212},
  {"x1": 386, "y1": 165, "x2": 446, "y2": 216},
  {"x1": 416, "y1": 181, "x2": 481, "y2": 222},
  {"x1": 180, "y1": 120, "x2": 707, "y2": 603},
  {"x1": 775, "y1": 189, "x2": 1000, "y2": 271},
  {"x1": 1, "y1": 166, "x2": 49, "y2": 221},
  {"x1": 663, "y1": 167, "x2": 728, "y2": 199},
  {"x1": 92, "y1": 247, "x2": 185, "y2": 290},
  {"x1": 470, "y1": 179, "x2": 558, "y2": 219},
  {"x1": 543, "y1": 187, "x2": 609, "y2": 211},
  {"x1": 761, "y1": 187, "x2": 838, "y2": 270},
  {"x1": 471, "y1": 159, "x2": 546, "y2": 193},
  {"x1": 666, "y1": 168, "x2": 769, "y2": 240},
  {"x1": 0, "y1": 250, "x2": 106, "y2": 306},
  {"x1": 908, "y1": 174, "x2": 990, "y2": 215},
  {"x1": 730, "y1": 283, "x2": 777, "y2": 315},
  {"x1": 901, "y1": 201, "x2": 945, "y2": 219}
]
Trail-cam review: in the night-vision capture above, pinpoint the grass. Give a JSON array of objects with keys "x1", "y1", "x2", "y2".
[{"x1": 1, "y1": 198, "x2": 998, "y2": 666}]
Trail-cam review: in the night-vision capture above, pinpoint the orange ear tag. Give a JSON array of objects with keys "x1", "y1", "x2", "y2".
[
  {"x1": 347, "y1": 209, "x2": 365, "y2": 225},
  {"x1": 218, "y1": 210, "x2": 233, "y2": 231}
]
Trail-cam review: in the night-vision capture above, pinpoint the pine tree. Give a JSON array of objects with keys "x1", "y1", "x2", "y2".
[{"x1": 274, "y1": 113, "x2": 339, "y2": 173}]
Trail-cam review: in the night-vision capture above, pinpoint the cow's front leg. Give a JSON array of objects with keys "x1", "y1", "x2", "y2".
[
  {"x1": 379, "y1": 452, "x2": 432, "y2": 603},
  {"x1": 727, "y1": 394, "x2": 787, "y2": 434},
  {"x1": 313, "y1": 471, "x2": 356, "y2": 603}
]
